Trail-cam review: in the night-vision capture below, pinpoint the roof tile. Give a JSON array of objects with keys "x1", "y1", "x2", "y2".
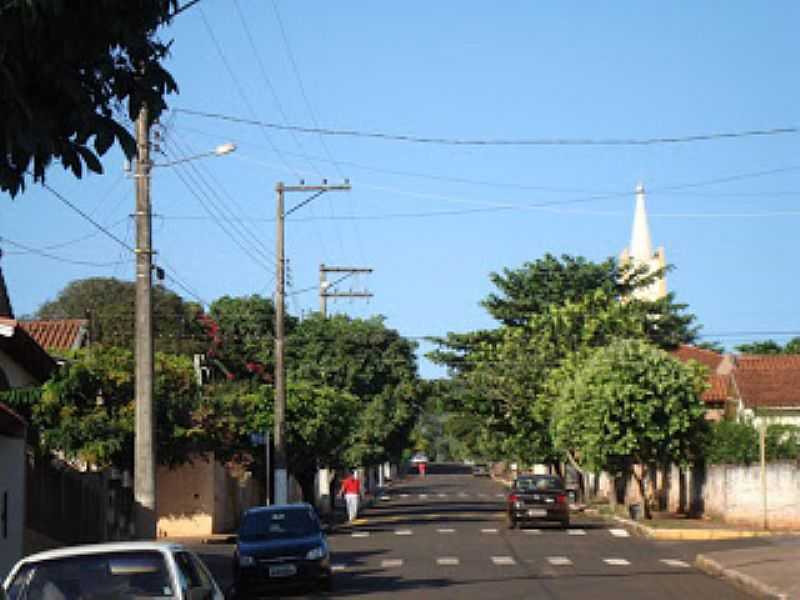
[
  {"x1": 735, "y1": 355, "x2": 800, "y2": 408},
  {"x1": 19, "y1": 319, "x2": 88, "y2": 351}
]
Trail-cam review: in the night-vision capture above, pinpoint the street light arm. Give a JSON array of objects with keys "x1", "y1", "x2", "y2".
[{"x1": 152, "y1": 142, "x2": 236, "y2": 167}]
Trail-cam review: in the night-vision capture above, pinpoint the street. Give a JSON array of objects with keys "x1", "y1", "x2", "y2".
[{"x1": 192, "y1": 464, "x2": 760, "y2": 599}]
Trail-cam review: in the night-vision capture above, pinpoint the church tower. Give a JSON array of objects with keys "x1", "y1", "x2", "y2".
[{"x1": 619, "y1": 183, "x2": 667, "y2": 301}]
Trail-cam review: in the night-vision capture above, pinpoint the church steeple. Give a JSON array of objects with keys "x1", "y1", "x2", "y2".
[
  {"x1": 0, "y1": 250, "x2": 14, "y2": 318},
  {"x1": 620, "y1": 183, "x2": 667, "y2": 302}
]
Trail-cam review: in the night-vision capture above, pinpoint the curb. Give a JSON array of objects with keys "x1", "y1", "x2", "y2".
[
  {"x1": 611, "y1": 515, "x2": 789, "y2": 541},
  {"x1": 695, "y1": 554, "x2": 788, "y2": 600}
]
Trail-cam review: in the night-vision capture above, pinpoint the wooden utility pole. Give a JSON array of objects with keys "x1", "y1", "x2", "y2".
[
  {"x1": 134, "y1": 103, "x2": 156, "y2": 538},
  {"x1": 273, "y1": 181, "x2": 350, "y2": 504},
  {"x1": 319, "y1": 264, "x2": 373, "y2": 318}
]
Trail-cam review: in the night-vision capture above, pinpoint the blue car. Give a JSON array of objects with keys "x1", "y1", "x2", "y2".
[{"x1": 232, "y1": 503, "x2": 332, "y2": 596}]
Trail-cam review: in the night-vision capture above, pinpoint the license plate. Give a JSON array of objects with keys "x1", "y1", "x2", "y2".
[
  {"x1": 269, "y1": 564, "x2": 297, "y2": 577},
  {"x1": 527, "y1": 509, "x2": 546, "y2": 517}
]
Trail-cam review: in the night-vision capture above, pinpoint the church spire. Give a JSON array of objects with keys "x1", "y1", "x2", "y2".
[
  {"x1": 629, "y1": 183, "x2": 653, "y2": 261},
  {"x1": 620, "y1": 183, "x2": 667, "y2": 302},
  {"x1": 0, "y1": 250, "x2": 13, "y2": 318}
]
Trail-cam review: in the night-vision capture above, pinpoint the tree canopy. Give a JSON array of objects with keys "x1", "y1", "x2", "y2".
[
  {"x1": 735, "y1": 338, "x2": 800, "y2": 355},
  {"x1": 36, "y1": 277, "x2": 205, "y2": 355},
  {"x1": 1, "y1": 0, "x2": 179, "y2": 196}
]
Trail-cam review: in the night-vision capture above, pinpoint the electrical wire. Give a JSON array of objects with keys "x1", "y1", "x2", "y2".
[
  {"x1": 174, "y1": 108, "x2": 798, "y2": 147},
  {"x1": 160, "y1": 139, "x2": 276, "y2": 274},
  {"x1": 0, "y1": 237, "x2": 131, "y2": 268},
  {"x1": 196, "y1": 7, "x2": 301, "y2": 179}
]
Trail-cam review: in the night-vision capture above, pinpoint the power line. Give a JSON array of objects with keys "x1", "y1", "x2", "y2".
[
  {"x1": 0, "y1": 237, "x2": 131, "y2": 268},
  {"x1": 196, "y1": 7, "x2": 300, "y2": 179},
  {"x1": 160, "y1": 139, "x2": 276, "y2": 274},
  {"x1": 42, "y1": 182, "x2": 136, "y2": 253},
  {"x1": 174, "y1": 108, "x2": 798, "y2": 147}
]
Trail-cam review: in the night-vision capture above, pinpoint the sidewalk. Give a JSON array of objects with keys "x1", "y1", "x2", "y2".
[{"x1": 608, "y1": 511, "x2": 800, "y2": 599}]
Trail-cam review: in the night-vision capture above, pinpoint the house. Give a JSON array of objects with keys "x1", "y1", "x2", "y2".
[
  {"x1": 732, "y1": 354, "x2": 800, "y2": 426},
  {"x1": 0, "y1": 264, "x2": 56, "y2": 577},
  {"x1": 0, "y1": 402, "x2": 26, "y2": 579},
  {"x1": 671, "y1": 344, "x2": 736, "y2": 421},
  {"x1": 18, "y1": 319, "x2": 89, "y2": 359}
]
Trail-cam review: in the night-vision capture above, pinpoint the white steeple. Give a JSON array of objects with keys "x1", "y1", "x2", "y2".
[
  {"x1": 620, "y1": 183, "x2": 667, "y2": 302},
  {"x1": 629, "y1": 183, "x2": 653, "y2": 262}
]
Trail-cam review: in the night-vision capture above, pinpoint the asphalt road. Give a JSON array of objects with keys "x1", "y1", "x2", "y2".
[{"x1": 192, "y1": 464, "x2": 763, "y2": 599}]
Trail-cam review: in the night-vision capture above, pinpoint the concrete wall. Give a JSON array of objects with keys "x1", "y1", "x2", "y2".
[
  {"x1": 703, "y1": 462, "x2": 800, "y2": 529},
  {"x1": 157, "y1": 456, "x2": 215, "y2": 537},
  {"x1": 0, "y1": 436, "x2": 25, "y2": 580},
  {"x1": 157, "y1": 455, "x2": 262, "y2": 537}
]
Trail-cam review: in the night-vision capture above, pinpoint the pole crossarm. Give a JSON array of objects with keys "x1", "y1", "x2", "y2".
[{"x1": 321, "y1": 292, "x2": 374, "y2": 299}]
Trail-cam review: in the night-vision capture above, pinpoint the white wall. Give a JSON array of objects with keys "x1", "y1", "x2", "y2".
[{"x1": 0, "y1": 436, "x2": 25, "y2": 580}]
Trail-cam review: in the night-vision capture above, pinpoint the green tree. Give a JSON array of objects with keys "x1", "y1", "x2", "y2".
[
  {"x1": 206, "y1": 295, "x2": 296, "y2": 379},
  {"x1": 735, "y1": 338, "x2": 800, "y2": 355},
  {"x1": 548, "y1": 338, "x2": 708, "y2": 518},
  {"x1": 36, "y1": 277, "x2": 205, "y2": 355},
  {"x1": 1, "y1": 0, "x2": 178, "y2": 196},
  {"x1": 27, "y1": 346, "x2": 199, "y2": 468}
]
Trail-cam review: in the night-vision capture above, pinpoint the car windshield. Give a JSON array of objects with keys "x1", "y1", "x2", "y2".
[
  {"x1": 239, "y1": 508, "x2": 318, "y2": 541},
  {"x1": 515, "y1": 476, "x2": 563, "y2": 492},
  {"x1": 6, "y1": 551, "x2": 174, "y2": 600}
]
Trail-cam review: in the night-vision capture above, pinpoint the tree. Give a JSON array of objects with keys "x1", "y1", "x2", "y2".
[
  {"x1": 196, "y1": 380, "x2": 359, "y2": 503},
  {"x1": 26, "y1": 346, "x2": 200, "y2": 469},
  {"x1": 548, "y1": 338, "x2": 708, "y2": 518},
  {"x1": 735, "y1": 338, "x2": 800, "y2": 355},
  {"x1": 206, "y1": 295, "x2": 296, "y2": 379},
  {"x1": 1, "y1": 0, "x2": 178, "y2": 196},
  {"x1": 36, "y1": 277, "x2": 206, "y2": 355}
]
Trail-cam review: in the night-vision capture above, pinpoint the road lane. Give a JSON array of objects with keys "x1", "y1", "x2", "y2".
[{"x1": 192, "y1": 464, "x2": 759, "y2": 599}]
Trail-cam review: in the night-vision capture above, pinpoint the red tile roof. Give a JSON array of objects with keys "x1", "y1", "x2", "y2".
[
  {"x1": 734, "y1": 355, "x2": 800, "y2": 408},
  {"x1": 671, "y1": 345, "x2": 730, "y2": 405},
  {"x1": 672, "y1": 344, "x2": 725, "y2": 371},
  {"x1": 19, "y1": 319, "x2": 88, "y2": 351}
]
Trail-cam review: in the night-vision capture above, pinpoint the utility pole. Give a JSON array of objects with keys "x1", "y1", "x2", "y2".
[
  {"x1": 319, "y1": 264, "x2": 373, "y2": 318},
  {"x1": 274, "y1": 181, "x2": 351, "y2": 505},
  {"x1": 134, "y1": 103, "x2": 156, "y2": 538}
]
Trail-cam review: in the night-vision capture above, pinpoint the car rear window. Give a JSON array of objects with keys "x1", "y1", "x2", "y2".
[
  {"x1": 239, "y1": 508, "x2": 319, "y2": 541},
  {"x1": 7, "y1": 551, "x2": 174, "y2": 600},
  {"x1": 515, "y1": 476, "x2": 564, "y2": 491}
]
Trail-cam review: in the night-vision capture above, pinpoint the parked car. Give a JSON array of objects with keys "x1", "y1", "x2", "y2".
[
  {"x1": 506, "y1": 474, "x2": 570, "y2": 529},
  {"x1": 233, "y1": 503, "x2": 332, "y2": 596},
  {"x1": 3, "y1": 541, "x2": 224, "y2": 600},
  {"x1": 410, "y1": 453, "x2": 429, "y2": 464},
  {"x1": 472, "y1": 463, "x2": 489, "y2": 476}
]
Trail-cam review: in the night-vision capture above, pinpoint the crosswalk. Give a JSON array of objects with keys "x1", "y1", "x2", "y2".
[
  {"x1": 331, "y1": 557, "x2": 691, "y2": 571},
  {"x1": 352, "y1": 527, "x2": 629, "y2": 538}
]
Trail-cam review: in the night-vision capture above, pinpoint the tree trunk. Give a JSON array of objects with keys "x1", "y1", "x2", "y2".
[
  {"x1": 297, "y1": 469, "x2": 317, "y2": 509},
  {"x1": 632, "y1": 468, "x2": 650, "y2": 520}
]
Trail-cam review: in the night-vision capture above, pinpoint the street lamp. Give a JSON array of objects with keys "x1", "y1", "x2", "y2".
[
  {"x1": 132, "y1": 106, "x2": 236, "y2": 539},
  {"x1": 153, "y1": 142, "x2": 237, "y2": 168}
]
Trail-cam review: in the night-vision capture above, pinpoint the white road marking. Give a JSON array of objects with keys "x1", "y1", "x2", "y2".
[
  {"x1": 419, "y1": 494, "x2": 428, "y2": 499},
  {"x1": 481, "y1": 528, "x2": 499, "y2": 534},
  {"x1": 437, "y1": 557, "x2": 460, "y2": 566},
  {"x1": 567, "y1": 529, "x2": 587, "y2": 535},
  {"x1": 400, "y1": 493, "x2": 409, "y2": 498},
  {"x1": 331, "y1": 564, "x2": 347, "y2": 572},
  {"x1": 661, "y1": 559, "x2": 690, "y2": 568},
  {"x1": 491, "y1": 556, "x2": 517, "y2": 566},
  {"x1": 381, "y1": 559, "x2": 403, "y2": 568},
  {"x1": 547, "y1": 556, "x2": 573, "y2": 566},
  {"x1": 395, "y1": 529, "x2": 413, "y2": 536},
  {"x1": 523, "y1": 529, "x2": 542, "y2": 534},
  {"x1": 351, "y1": 532, "x2": 370, "y2": 538},
  {"x1": 437, "y1": 493, "x2": 447, "y2": 498},
  {"x1": 437, "y1": 528, "x2": 456, "y2": 534},
  {"x1": 603, "y1": 558, "x2": 631, "y2": 566},
  {"x1": 478, "y1": 493, "x2": 488, "y2": 498},
  {"x1": 495, "y1": 493, "x2": 505, "y2": 498},
  {"x1": 458, "y1": 492, "x2": 468, "y2": 497},
  {"x1": 380, "y1": 496, "x2": 391, "y2": 501},
  {"x1": 609, "y1": 528, "x2": 630, "y2": 537}
]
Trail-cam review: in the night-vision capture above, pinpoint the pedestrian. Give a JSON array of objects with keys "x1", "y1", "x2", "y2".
[
  {"x1": 419, "y1": 461, "x2": 427, "y2": 477},
  {"x1": 339, "y1": 470, "x2": 361, "y2": 522}
]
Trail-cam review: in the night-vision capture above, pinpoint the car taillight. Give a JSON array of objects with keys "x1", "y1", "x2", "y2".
[
  {"x1": 556, "y1": 494, "x2": 567, "y2": 504},
  {"x1": 508, "y1": 494, "x2": 518, "y2": 503}
]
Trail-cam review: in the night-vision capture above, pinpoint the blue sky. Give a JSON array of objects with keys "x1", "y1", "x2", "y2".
[{"x1": 2, "y1": 2, "x2": 799, "y2": 378}]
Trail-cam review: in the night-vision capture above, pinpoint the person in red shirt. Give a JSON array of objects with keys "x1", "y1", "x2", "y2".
[{"x1": 338, "y1": 471, "x2": 361, "y2": 522}]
